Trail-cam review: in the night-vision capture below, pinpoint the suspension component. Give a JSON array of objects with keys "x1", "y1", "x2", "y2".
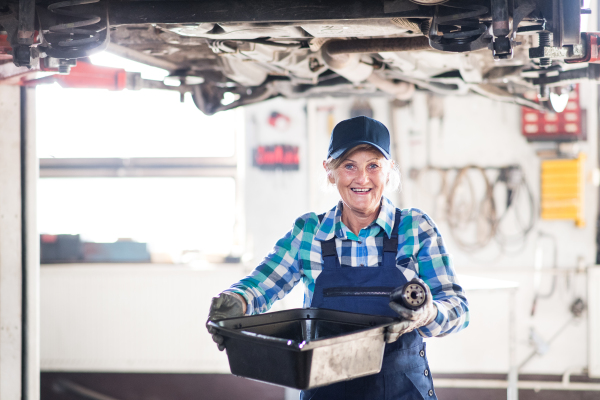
[
  {"x1": 41, "y1": 0, "x2": 109, "y2": 63},
  {"x1": 390, "y1": 279, "x2": 428, "y2": 311},
  {"x1": 490, "y1": 0, "x2": 513, "y2": 60},
  {"x1": 428, "y1": 2, "x2": 491, "y2": 53}
]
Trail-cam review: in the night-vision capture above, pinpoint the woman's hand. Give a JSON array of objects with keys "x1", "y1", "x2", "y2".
[
  {"x1": 386, "y1": 279, "x2": 438, "y2": 343},
  {"x1": 206, "y1": 292, "x2": 246, "y2": 351}
]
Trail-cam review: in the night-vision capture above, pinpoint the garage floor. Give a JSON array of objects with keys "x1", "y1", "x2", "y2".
[
  {"x1": 41, "y1": 373, "x2": 284, "y2": 400},
  {"x1": 41, "y1": 372, "x2": 600, "y2": 400}
]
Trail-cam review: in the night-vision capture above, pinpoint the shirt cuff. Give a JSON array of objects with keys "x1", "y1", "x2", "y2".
[{"x1": 417, "y1": 302, "x2": 444, "y2": 337}]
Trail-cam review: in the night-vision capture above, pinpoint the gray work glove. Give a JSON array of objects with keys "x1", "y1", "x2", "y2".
[
  {"x1": 385, "y1": 279, "x2": 438, "y2": 343},
  {"x1": 206, "y1": 292, "x2": 246, "y2": 351}
]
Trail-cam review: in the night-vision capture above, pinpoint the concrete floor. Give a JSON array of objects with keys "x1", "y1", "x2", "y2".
[
  {"x1": 41, "y1": 373, "x2": 284, "y2": 400},
  {"x1": 41, "y1": 372, "x2": 600, "y2": 400}
]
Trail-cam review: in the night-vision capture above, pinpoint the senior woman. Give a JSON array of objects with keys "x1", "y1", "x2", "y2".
[{"x1": 207, "y1": 116, "x2": 469, "y2": 400}]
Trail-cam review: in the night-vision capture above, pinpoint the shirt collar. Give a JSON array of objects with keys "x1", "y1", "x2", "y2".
[{"x1": 315, "y1": 196, "x2": 396, "y2": 241}]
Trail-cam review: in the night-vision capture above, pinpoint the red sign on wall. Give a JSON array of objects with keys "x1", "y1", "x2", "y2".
[
  {"x1": 253, "y1": 145, "x2": 300, "y2": 170},
  {"x1": 521, "y1": 85, "x2": 584, "y2": 141}
]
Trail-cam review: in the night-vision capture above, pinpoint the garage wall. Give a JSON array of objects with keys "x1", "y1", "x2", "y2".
[
  {"x1": 242, "y1": 98, "x2": 310, "y2": 309},
  {"x1": 40, "y1": 265, "x2": 240, "y2": 373},
  {"x1": 396, "y1": 91, "x2": 597, "y2": 270},
  {"x1": 590, "y1": 266, "x2": 600, "y2": 377},
  {"x1": 243, "y1": 98, "x2": 309, "y2": 262}
]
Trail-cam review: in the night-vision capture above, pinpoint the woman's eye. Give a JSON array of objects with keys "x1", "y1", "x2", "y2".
[
  {"x1": 344, "y1": 164, "x2": 354, "y2": 170},
  {"x1": 369, "y1": 164, "x2": 380, "y2": 169}
]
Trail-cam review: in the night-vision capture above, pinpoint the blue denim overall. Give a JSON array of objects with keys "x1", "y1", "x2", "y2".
[{"x1": 300, "y1": 210, "x2": 437, "y2": 400}]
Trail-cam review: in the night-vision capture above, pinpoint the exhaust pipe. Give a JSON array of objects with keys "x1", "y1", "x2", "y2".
[
  {"x1": 323, "y1": 36, "x2": 431, "y2": 56},
  {"x1": 320, "y1": 38, "x2": 419, "y2": 100}
]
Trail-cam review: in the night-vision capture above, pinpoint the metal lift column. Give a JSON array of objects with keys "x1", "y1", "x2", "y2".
[{"x1": 0, "y1": 85, "x2": 39, "y2": 400}]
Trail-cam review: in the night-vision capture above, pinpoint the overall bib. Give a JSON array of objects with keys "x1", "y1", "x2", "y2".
[{"x1": 300, "y1": 210, "x2": 437, "y2": 400}]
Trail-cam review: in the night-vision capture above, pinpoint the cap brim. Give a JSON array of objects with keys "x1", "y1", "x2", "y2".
[{"x1": 329, "y1": 140, "x2": 391, "y2": 160}]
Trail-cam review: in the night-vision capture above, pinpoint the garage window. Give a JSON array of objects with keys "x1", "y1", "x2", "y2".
[
  {"x1": 38, "y1": 177, "x2": 236, "y2": 262},
  {"x1": 36, "y1": 53, "x2": 242, "y2": 263}
]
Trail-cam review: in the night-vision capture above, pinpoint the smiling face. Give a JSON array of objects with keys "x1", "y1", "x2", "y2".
[{"x1": 326, "y1": 147, "x2": 390, "y2": 221}]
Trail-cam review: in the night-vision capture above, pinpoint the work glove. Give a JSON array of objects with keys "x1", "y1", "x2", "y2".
[
  {"x1": 385, "y1": 278, "x2": 438, "y2": 343},
  {"x1": 206, "y1": 292, "x2": 246, "y2": 351}
]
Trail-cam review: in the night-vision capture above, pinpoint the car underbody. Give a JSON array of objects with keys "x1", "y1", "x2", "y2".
[{"x1": 0, "y1": 0, "x2": 598, "y2": 114}]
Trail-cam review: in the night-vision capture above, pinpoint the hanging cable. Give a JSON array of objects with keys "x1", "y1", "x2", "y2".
[
  {"x1": 493, "y1": 165, "x2": 537, "y2": 252},
  {"x1": 446, "y1": 166, "x2": 497, "y2": 252},
  {"x1": 530, "y1": 232, "x2": 558, "y2": 316},
  {"x1": 411, "y1": 164, "x2": 536, "y2": 254}
]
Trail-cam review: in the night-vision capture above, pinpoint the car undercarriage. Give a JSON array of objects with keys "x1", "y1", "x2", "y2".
[{"x1": 0, "y1": 0, "x2": 598, "y2": 114}]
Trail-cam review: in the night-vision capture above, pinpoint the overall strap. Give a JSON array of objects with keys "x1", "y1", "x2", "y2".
[
  {"x1": 318, "y1": 212, "x2": 339, "y2": 269},
  {"x1": 320, "y1": 238, "x2": 338, "y2": 269},
  {"x1": 382, "y1": 209, "x2": 402, "y2": 267}
]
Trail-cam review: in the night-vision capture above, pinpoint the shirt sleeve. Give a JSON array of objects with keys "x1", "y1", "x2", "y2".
[
  {"x1": 412, "y1": 212, "x2": 470, "y2": 338},
  {"x1": 224, "y1": 213, "x2": 313, "y2": 315}
]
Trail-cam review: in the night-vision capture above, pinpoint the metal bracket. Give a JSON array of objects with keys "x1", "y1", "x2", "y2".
[
  {"x1": 529, "y1": 44, "x2": 583, "y2": 59},
  {"x1": 492, "y1": 36, "x2": 513, "y2": 60}
]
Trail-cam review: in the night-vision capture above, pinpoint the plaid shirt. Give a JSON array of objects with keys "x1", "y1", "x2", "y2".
[{"x1": 227, "y1": 196, "x2": 469, "y2": 337}]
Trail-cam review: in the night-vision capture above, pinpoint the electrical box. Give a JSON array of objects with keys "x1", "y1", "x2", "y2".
[{"x1": 540, "y1": 153, "x2": 586, "y2": 227}]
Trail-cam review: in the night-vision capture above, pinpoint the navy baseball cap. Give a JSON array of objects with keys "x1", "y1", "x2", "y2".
[{"x1": 327, "y1": 116, "x2": 391, "y2": 160}]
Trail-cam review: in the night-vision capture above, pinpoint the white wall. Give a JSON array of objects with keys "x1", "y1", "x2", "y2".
[
  {"x1": 590, "y1": 266, "x2": 600, "y2": 377},
  {"x1": 242, "y1": 98, "x2": 310, "y2": 308},
  {"x1": 396, "y1": 91, "x2": 597, "y2": 269},
  {"x1": 244, "y1": 98, "x2": 310, "y2": 261},
  {"x1": 40, "y1": 264, "x2": 243, "y2": 373}
]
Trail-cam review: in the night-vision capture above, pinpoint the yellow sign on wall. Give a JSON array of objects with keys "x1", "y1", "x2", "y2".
[{"x1": 541, "y1": 153, "x2": 586, "y2": 227}]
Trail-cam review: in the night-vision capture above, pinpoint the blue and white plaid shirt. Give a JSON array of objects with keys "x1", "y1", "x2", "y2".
[{"x1": 227, "y1": 196, "x2": 469, "y2": 337}]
